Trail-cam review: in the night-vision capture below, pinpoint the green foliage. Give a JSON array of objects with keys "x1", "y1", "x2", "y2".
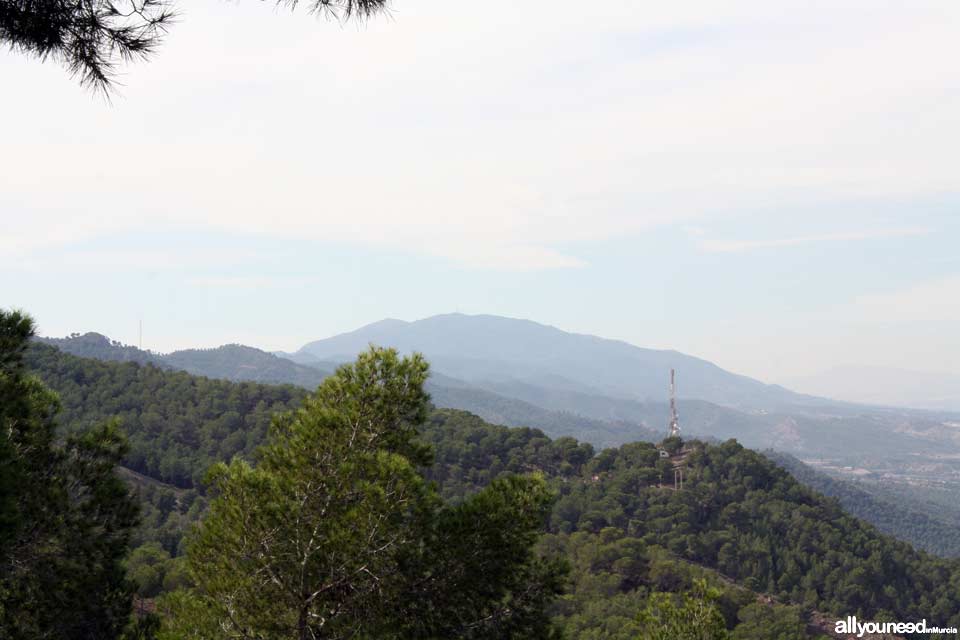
[
  {"x1": 26, "y1": 341, "x2": 306, "y2": 488},
  {"x1": 122, "y1": 613, "x2": 163, "y2": 640},
  {"x1": 636, "y1": 579, "x2": 729, "y2": 640},
  {"x1": 420, "y1": 409, "x2": 594, "y2": 501},
  {"x1": 38, "y1": 332, "x2": 167, "y2": 366},
  {"x1": 0, "y1": 309, "x2": 52, "y2": 557},
  {"x1": 20, "y1": 334, "x2": 960, "y2": 638},
  {"x1": 0, "y1": 310, "x2": 140, "y2": 639},
  {"x1": 545, "y1": 438, "x2": 960, "y2": 633},
  {"x1": 160, "y1": 347, "x2": 565, "y2": 639},
  {"x1": 404, "y1": 474, "x2": 568, "y2": 639},
  {"x1": 127, "y1": 542, "x2": 175, "y2": 599},
  {"x1": 767, "y1": 450, "x2": 960, "y2": 558},
  {"x1": 661, "y1": 436, "x2": 684, "y2": 454},
  {"x1": 162, "y1": 344, "x2": 330, "y2": 388},
  {"x1": 731, "y1": 602, "x2": 808, "y2": 640}
]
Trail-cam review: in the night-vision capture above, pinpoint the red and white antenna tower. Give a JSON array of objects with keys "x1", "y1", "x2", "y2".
[{"x1": 668, "y1": 369, "x2": 681, "y2": 438}]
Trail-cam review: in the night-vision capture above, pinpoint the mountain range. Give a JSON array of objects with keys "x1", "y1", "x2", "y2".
[
  {"x1": 39, "y1": 314, "x2": 960, "y2": 478},
  {"x1": 22, "y1": 339, "x2": 960, "y2": 637},
  {"x1": 32, "y1": 316, "x2": 960, "y2": 559},
  {"x1": 37, "y1": 330, "x2": 660, "y2": 446},
  {"x1": 289, "y1": 314, "x2": 817, "y2": 409}
]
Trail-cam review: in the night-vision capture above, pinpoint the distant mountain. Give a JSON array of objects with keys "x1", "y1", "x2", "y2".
[
  {"x1": 425, "y1": 380, "x2": 661, "y2": 448},
  {"x1": 784, "y1": 365, "x2": 960, "y2": 412},
  {"x1": 40, "y1": 324, "x2": 960, "y2": 486},
  {"x1": 292, "y1": 315, "x2": 960, "y2": 486},
  {"x1": 271, "y1": 349, "x2": 342, "y2": 371},
  {"x1": 37, "y1": 332, "x2": 168, "y2": 367},
  {"x1": 163, "y1": 345, "x2": 332, "y2": 388},
  {"x1": 37, "y1": 332, "x2": 658, "y2": 445},
  {"x1": 37, "y1": 334, "x2": 333, "y2": 390},
  {"x1": 296, "y1": 313, "x2": 818, "y2": 409}
]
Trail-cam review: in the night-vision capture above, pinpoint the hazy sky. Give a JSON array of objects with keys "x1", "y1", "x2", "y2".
[{"x1": 2, "y1": 0, "x2": 958, "y2": 385}]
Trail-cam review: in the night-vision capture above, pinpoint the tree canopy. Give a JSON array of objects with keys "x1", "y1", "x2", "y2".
[
  {"x1": 159, "y1": 347, "x2": 566, "y2": 639},
  {"x1": 0, "y1": 309, "x2": 140, "y2": 638}
]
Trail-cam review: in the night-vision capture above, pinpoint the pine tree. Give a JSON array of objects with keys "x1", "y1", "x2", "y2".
[
  {"x1": 1, "y1": 0, "x2": 390, "y2": 92},
  {"x1": 0, "y1": 309, "x2": 140, "y2": 638},
  {"x1": 160, "y1": 347, "x2": 566, "y2": 639},
  {"x1": 636, "y1": 579, "x2": 730, "y2": 640}
]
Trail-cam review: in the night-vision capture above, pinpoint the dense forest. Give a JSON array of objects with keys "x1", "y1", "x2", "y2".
[
  {"x1": 161, "y1": 344, "x2": 332, "y2": 388},
  {"x1": 422, "y1": 411, "x2": 960, "y2": 636},
  {"x1": 26, "y1": 342, "x2": 306, "y2": 488},
  {"x1": 12, "y1": 337, "x2": 960, "y2": 637},
  {"x1": 767, "y1": 451, "x2": 960, "y2": 558},
  {"x1": 37, "y1": 332, "x2": 331, "y2": 386}
]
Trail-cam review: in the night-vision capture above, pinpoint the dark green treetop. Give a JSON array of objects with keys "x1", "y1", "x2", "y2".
[
  {"x1": 0, "y1": 309, "x2": 140, "y2": 638},
  {"x1": 160, "y1": 346, "x2": 566, "y2": 640}
]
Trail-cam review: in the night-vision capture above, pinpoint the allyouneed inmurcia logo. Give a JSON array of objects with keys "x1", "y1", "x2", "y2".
[{"x1": 835, "y1": 616, "x2": 958, "y2": 637}]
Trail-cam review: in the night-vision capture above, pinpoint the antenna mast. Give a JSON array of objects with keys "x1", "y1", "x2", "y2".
[{"x1": 668, "y1": 369, "x2": 681, "y2": 438}]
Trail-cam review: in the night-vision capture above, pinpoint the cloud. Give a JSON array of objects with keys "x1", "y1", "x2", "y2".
[
  {"x1": 695, "y1": 227, "x2": 931, "y2": 253},
  {"x1": 2, "y1": 1, "x2": 959, "y2": 270}
]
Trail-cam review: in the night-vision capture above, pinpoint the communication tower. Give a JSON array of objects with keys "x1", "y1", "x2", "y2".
[{"x1": 667, "y1": 369, "x2": 681, "y2": 438}]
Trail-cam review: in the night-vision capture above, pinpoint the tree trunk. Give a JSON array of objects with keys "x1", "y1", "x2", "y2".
[{"x1": 298, "y1": 603, "x2": 309, "y2": 640}]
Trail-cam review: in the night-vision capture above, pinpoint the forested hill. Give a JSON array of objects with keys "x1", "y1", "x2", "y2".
[
  {"x1": 38, "y1": 332, "x2": 168, "y2": 367},
  {"x1": 24, "y1": 343, "x2": 960, "y2": 637},
  {"x1": 426, "y1": 411, "x2": 960, "y2": 636},
  {"x1": 25, "y1": 341, "x2": 644, "y2": 488},
  {"x1": 162, "y1": 344, "x2": 331, "y2": 388},
  {"x1": 26, "y1": 341, "x2": 306, "y2": 488},
  {"x1": 37, "y1": 333, "x2": 332, "y2": 388},
  {"x1": 36, "y1": 334, "x2": 661, "y2": 448},
  {"x1": 767, "y1": 451, "x2": 960, "y2": 558}
]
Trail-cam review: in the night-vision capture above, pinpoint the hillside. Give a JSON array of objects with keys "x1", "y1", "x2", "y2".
[
  {"x1": 39, "y1": 330, "x2": 960, "y2": 503},
  {"x1": 296, "y1": 314, "x2": 816, "y2": 409},
  {"x1": 423, "y1": 411, "x2": 960, "y2": 636},
  {"x1": 426, "y1": 381, "x2": 661, "y2": 448},
  {"x1": 25, "y1": 342, "x2": 305, "y2": 488},
  {"x1": 37, "y1": 332, "x2": 168, "y2": 367},
  {"x1": 767, "y1": 451, "x2": 960, "y2": 558},
  {"x1": 38, "y1": 333, "x2": 661, "y2": 447},
  {"x1": 23, "y1": 346, "x2": 960, "y2": 638},
  {"x1": 38, "y1": 333, "x2": 333, "y2": 389},
  {"x1": 162, "y1": 344, "x2": 332, "y2": 388}
]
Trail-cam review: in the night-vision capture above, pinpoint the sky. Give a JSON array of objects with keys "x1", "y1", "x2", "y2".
[{"x1": 2, "y1": 0, "x2": 959, "y2": 388}]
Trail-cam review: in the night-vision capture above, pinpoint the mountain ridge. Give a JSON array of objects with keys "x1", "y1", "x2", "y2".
[
  {"x1": 36, "y1": 332, "x2": 661, "y2": 446},
  {"x1": 296, "y1": 313, "x2": 822, "y2": 410},
  {"x1": 37, "y1": 319, "x2": 960, "y2": 507}
]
